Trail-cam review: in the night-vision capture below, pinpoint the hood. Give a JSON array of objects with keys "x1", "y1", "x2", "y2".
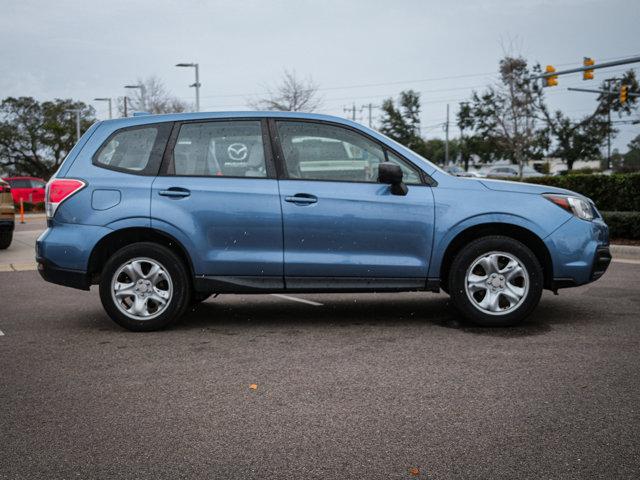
[{"x1": 479, "y1": 178, "x2": 578, "y2": 197}]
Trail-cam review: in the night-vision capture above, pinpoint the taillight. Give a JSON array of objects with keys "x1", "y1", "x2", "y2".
[{"x1": 46, "y1": 178, "x2": 86, "y2": 218}]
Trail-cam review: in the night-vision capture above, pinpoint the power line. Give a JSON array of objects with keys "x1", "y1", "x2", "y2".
[{"x1": 187, "y1": 53, "x2": 640, "y2": 102}]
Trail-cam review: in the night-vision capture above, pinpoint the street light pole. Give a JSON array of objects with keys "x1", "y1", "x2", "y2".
[
  {"x1": 124, "y1": 84, "x2": 146, "y2": 111},
  {"x1": 176, "y1": 63, "x2": 201, "y2": 112},
  {"x1": 65, "y1": 109, "x2": 81, "y2": 142},
  {"x1": 94, "y1": 97, "x2": 112, "y2": 119}
]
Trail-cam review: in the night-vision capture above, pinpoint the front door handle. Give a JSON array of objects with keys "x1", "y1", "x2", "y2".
[
  {"x1": 159, "y1": 187, "x2": 191, "y2": 198},
  {"x1": 285, "y1": 193, "x2": 318, "y2": 205}
]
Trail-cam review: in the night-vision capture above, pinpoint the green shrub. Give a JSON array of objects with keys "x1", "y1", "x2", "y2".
[
  {"x1": 601, "y1": 211, "x2": 640, "y2": 240},
  {"x1": 525, "y1": 173, "x2": 640, "y2": 211}
]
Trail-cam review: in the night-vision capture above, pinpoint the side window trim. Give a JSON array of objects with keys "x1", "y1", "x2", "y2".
[
  {"x1": 92, "y1": 122, "x2": 173, "y2": 176},
  {"x1": 269, "y1": 118, "x2": 434, "y2": 186},
  {"x1": 158, "y1": 118, "x2": 277, "y2": 179}
]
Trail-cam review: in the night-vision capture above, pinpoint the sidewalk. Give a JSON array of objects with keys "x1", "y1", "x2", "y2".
[{"x1": 0, "y1": 229, "x2": 40, "y2": 271}]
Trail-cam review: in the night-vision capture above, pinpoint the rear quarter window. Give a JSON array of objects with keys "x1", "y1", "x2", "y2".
[{"x1": 93, "y1": 123, "x2": 172, "y2": 175}]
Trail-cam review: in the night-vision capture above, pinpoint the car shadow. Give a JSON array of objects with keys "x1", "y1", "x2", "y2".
[{"x1": 169, "y1": 292, "x2": 580, "y2": 338}]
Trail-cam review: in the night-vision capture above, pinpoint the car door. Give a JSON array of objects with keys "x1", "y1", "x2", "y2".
[
  {"x1": 151, "y1": 119, "x2": 284, "y2": 289},
  {"x1": 271, "y1": 119, "x2": 435, "y2": 290}
]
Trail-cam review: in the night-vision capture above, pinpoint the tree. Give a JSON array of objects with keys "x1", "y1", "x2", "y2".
[
  {"x1": 249, "y1": 70, "x2": 322, "y2": 112},
  {"x1": 539, "y1": 109, "x2": 610, "y2": 171},
  {"x1": 458, "y1": 57, "x2": 549, "y2": 176},
  {"x1": 119, "y1": 76, "x2": 191, "y2": 115},
  {"x1": 378, "y1": 90, "x2": 427, "y2": 156},
  {"x1": 617, "y1": 134, "x2": 640, "y2": 172},
  {"x1": 539, "y1": 70, "x2": 638, "y2": 171},
  {"x1": 595, "y1": 69, "x2": 639, "y2": 116},
  {"x1": 422, "y1": 138, "x2": 460, "y2": 165},
  {"x1": 0, "y1": 97, "x2": 95, "y2": 178}
]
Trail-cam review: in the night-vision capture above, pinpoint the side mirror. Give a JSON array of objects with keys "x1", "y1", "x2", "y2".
[{"x1": 378, "y1": 162, "x2": 408, "y2": 196}]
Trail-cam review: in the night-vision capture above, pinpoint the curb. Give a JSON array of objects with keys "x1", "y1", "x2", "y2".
[
  {"x1": 611, "y1": 244, "x2": 640, "y2": 260},
  {"x1": 0, "y1": 262, "x2": 38, "y2": 272}
]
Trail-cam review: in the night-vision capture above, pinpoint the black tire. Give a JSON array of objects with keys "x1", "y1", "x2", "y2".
[
  {"x1": 0, "y1": 230, "x2": 12, "y2": 249},
  {"x1": 99, "y1": 242, "x2": 192, "y2": 332},
  {"x1": 448, "y1": 235, "x2": 543, "y2": 327}
]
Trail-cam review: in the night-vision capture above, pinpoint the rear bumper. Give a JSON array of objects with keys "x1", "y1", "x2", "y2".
[
  {"x1": 36, "y1": 221, "x2": 112, "y2": 290},
  {"x1": 36, "y1": 256, "x2": 90, "y2": 290}
]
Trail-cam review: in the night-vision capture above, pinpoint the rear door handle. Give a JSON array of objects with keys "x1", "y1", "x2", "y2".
[
  {"x1": 159, "y1": 188, "x2": 191, "y2": 198},
  {"x1": 285, "y1": 194, "x2": 318, "y2": 205}
]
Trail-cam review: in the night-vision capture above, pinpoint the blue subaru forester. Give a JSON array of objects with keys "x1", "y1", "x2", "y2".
[{"x1": 37, "y1": 112, "x2": 611, "y2": 331}]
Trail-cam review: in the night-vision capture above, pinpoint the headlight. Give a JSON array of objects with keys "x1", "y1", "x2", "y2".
[{"x1": 543, "y1": 194, "x2": 594, "y2": 221}]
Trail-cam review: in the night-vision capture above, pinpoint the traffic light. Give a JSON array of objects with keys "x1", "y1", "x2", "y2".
[
  {"x1": 545, "y1": 65, "x2": 558, "y2": 87},
  {"x1": 620, "y1": 85, "x2": 629, "y2": 104},
  {"x1": 583, "y1": 57, "x2": 595, "y2": 80}
]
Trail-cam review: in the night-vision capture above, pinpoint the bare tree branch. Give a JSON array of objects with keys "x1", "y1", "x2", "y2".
[{"x1": 248, "y1": 70, "x2": 322, "y2": 112}]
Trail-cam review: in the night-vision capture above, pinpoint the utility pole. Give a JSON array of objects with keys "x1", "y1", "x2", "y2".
[
  {"x1": 606, "y1": 79, "x2": 613, "y2": 170},
  {"x1": 65, "y1": 109, "x2": 81, "y2": 142},
  {"x1": 343, "y1": 103, "x2": 356, "y2": 121},
  {"x1": 459, "y1": 101, "x2": 468, "y2": 170},
  {"x1": 567, "y1": 84, "x2": 639, "y2": 170},
  {"x1": 607, "y1": 103, "x2": 612, "y2": 170},
  {"x1": 123, "y1": 96, "x2": 129, "y2": 117},
  {"x1": 444, "y1": 104, "x2": 450, "y2": 166},
  {"x1": 360, "y1": 103, "x2": 374, "y2": 127}
]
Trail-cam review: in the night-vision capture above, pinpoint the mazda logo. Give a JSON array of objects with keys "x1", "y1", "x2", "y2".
[{"x1": 227, "y1": 143, "x2": 248, "y2": 161}]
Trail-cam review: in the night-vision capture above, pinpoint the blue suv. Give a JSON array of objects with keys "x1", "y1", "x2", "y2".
[{"x1": 37, "y1": 112, "x2": 611, "y2": 331}]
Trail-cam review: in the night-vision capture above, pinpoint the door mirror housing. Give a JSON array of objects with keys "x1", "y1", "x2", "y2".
[{"x1": 378, "y1": 162, "x2": 408, "y2": 196}]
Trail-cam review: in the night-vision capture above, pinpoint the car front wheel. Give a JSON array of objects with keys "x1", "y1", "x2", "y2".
[
  {"x1": 448, "y1": 236, "x2": 543, "y2": 327},
  {"x1": 99, "y1": 242, "x2": 191, "y2": 332}
]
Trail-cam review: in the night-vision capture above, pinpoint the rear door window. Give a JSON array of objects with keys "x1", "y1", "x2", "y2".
[{"x1": 168, "y1": 121, "x2": 268, "y2": 178}]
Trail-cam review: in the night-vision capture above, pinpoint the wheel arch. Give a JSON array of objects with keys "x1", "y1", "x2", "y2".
[
  {"x1": 439, "y1": 223, "x2": 554, "y2": 291},
  {"x1": 87, "y1": 227, "x2": 195, "y2": 285}
]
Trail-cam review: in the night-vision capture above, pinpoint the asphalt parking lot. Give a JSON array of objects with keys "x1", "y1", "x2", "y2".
[{"x1": 1, "y1": 220, "x2": 639, "y2": 479}]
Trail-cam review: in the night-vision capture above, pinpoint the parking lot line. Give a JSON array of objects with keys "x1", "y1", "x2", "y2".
[
  {"x1": 0, "y1": 330, "x2": 4, "y2": 336},
  {"x1": 270, "y1": 294, "x2": 323, "y2": 306}
]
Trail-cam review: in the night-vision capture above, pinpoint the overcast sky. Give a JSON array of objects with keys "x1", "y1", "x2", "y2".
[{"x1": 1, "y1": 0, "x2": 638, "y2": 151}]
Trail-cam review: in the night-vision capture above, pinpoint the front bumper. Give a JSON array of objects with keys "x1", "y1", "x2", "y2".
[
  {"x1": 545, "y1": 216, "x2": 609, "y2": 288},
  {"x1": 591, "y1": 246, "x2": 611, "y2": 281}
]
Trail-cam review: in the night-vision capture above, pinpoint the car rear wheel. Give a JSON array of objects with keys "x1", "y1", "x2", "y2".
[
  {"x1": 0, "y1": 231, "x2": 12, "y2": 249},
  {"x1": 99, "y1": 242, "x2": 191, "y2": 332},
  {"x1": 448, "y1": 236, "x2": 543, "y2": 327}
]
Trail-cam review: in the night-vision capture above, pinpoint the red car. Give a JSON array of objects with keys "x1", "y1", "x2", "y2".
[{"x1": 2, "y1": 176, "x2": 46, "y2": 204}]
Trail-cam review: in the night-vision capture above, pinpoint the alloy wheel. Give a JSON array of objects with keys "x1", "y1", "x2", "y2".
[
  {"x1": 464, "y1": 251, "x2": 529, "y2": 316},
  {"x1": 110, "y1": 257, "x2": 173, "y2": 320}
]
